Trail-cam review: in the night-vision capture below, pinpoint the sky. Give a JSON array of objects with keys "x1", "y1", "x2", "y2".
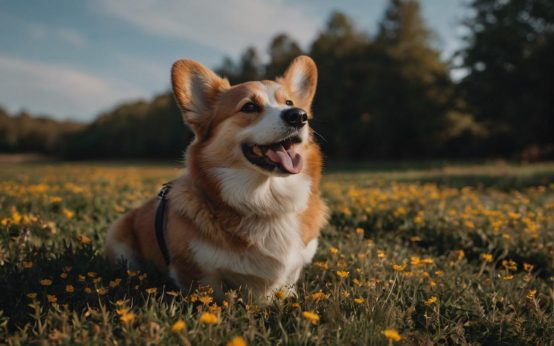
[{"x1": 0, "y1": 0, "x2": 469, "y2": 122}]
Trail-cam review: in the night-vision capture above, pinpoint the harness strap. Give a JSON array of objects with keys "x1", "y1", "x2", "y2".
[{"x1": 155, "y1": 183, "x2": 172, "y2": 265}]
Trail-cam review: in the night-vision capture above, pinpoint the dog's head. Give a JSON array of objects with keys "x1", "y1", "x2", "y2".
[{"x1": 171, "y1": 56, "x2": 318, "y2": 177}]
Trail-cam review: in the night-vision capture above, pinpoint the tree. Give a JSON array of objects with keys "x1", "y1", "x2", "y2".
[
  {"x1": 371, "y1": 0, "x2": 453, "y2": 157},
  {"x1": 266, "y1": 34, "x2": 303, "y2": 79},
  {"x1": 459, "y1": 0, "x2": 554, "y2": 157}
]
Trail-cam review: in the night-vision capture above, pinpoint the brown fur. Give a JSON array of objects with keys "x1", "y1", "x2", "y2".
[{"x1": 106, "y1": 56, "x2": 327, "y2": 295}]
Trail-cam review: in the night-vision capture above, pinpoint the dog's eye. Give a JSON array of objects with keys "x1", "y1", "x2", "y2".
[
  {"x1": 240, "y1": 102, "x2": 260, "y2": 113},
  {"x1": 285, "y1": 100, "x2": 294, "y2": 106}
]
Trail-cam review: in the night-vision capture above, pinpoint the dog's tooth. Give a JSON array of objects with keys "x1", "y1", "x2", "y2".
[{"x1": 252, "y1": 145, "x2": 263, "y2": 156}]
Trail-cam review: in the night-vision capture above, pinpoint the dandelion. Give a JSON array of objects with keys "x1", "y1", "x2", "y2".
[
  {"x1": 84, "y1": 287, "x2": 92, "y2": 294},
  {"x1": 354, "y1": 297, "x2": 365, "y2": 304},
  {"x1": 65, "y1": 285, "x2": 74, "y2": 293},
  {"x1": 329, "y1": 247, "x2": 339, "y2": 254},
  {"x1": 313, "y1": 261, "x2": 329, "y2": 270},
  {"x1": 424, "y1": 296, "x2": 438, "y2": 306},
  {"x1": 355, "y1": 227, "x2": 364, "y2": 235},
  {"x1": 171, "y1": 319, "x2": 186, "y2": 333},
  {"x1": 454, "y1": 250, "x2": 465, "y2": 261},
  {"x1": 275, "y1": 289, "x2": 286, "y2": 299},
  {"x1": 47, "y1": 295, "x2": 57, "y2": 303},
  {"x1": 527, "y1": 290, "x2": 537, "y2": 299},
  {"x1": 120, "y1": 312, "x2": 135, "y2": 323},
  {"x1": 198, "y1": 312, "x2": 219, "y2": 324},
  {"x1": 502, "y1": 260, "x2": 517, "y2": 271},
  {"x1": 49, "y1": 196, "x2": 62, "y2": 203},
  {"x1": 227, "y1": 336, "x2": 247, "y2": 346},
  {"x1": 336, "y1": 271, "x2": 349, "y2": 279},
  {"x1": 22, "y1": 261, "x2": 33, "y2": 269},
  {"x1": 87, "y1": 271, "x2": 97, "y2": 278},
  {"x1": 523, "y1": 263, "x2": 534, "y2": 272},
  {"x1": 481, "y1": 253, "x2": 493, "y2": 262},
  {"x1": 302, "y1": 311, "x2": 320, "y2": 324},
  {"x1": 199, "y1": 295, "x2": 213, "y2": 305},
  {"x1": 145, "y1": 287, "x2": 157, "y2": 294},
  {"x1": 309, "y1": 291, "x2": 329, "y2": 302},
  {"x1": 127, "y1": 270, "x2": 138, "y2": 277},
  {"x1": 115, "y1": 299, "x2": 126, "y2": 306},
  {"x1": 502, "y1": 275, "x2": 514, "y2": 281},
  {"x1": 138, "y1": 273, "x2": 147, "y2": 281},
  {"x1": 78, "y1": 275, "x2": 86, "y2": 282},
  {"x1": 291, "y1": 303, "x2": 300, "y2": 309},
  {"x1": 62, "y1": 208, "x2": 74, "y2": 219},
  {"x1": 382, "y1": 329, "x2": 401, "y2": 342},
  {"x1": 109, "y1": 278, "x2": 122, "y2": 288},
  {"x1": 410, "y1": 256, "x2": 421, "y2": 266},
  {"x1": 377, "y1": 250, "x2": 385, "y2": 258},
  {"x1": 420, "y1": 258, "x2": 434, "y2": 265},
  {"x1": 60, "y1": 272, "x2": 68, "y2": 279},
  {"x1": 40, "y1": 279, "x2": 52, "y2": 286},
  {"x1": 27, "y1": 292, "x2": 37, "y2": 299},
  {"x1": 392, "y1": 264, "x2": 406, "y2": 272},
  {"x1": 116, "y1": 308, "x2": 129, "y2": 315},
  {"x1": 410, "y1": 235, "x2": 422, "y2": 242},
  {"x1": 76, "y1": 235, "x2": 91, "y2": 244},
  {"x1": 96, "y1": 287, "x2": 108, "y2": 295}
]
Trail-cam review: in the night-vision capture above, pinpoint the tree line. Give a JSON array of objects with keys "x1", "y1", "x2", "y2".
[{"x1": 1, "y1": 0, "x2": 552, "y2": 161}]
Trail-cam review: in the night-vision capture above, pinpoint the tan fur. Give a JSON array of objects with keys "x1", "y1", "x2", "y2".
[{"x1": 106, "y1": 56, "x2": 327, "y2": 299}]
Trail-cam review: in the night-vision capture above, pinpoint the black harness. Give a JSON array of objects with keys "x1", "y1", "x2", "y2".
[{"x1": 155, "y1": 183, "x2": 172, "y2": 265}]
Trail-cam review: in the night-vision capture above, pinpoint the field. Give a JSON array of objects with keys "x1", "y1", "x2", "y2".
[{"x1": 1, "y1": 162, "x2": 554, "y2": 345}]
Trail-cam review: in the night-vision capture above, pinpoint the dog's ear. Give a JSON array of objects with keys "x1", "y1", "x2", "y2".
[
  {"x1": 171, "y1": 59, "x2": 230, "y2": 135},
  {"x1": 280, "y1": 56, "x2": 318, "y2": 108}
]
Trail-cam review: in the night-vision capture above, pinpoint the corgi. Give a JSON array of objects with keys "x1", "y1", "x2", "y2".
[{"x1": 105, "y1": 56, "x2": 327, "y2": 302}]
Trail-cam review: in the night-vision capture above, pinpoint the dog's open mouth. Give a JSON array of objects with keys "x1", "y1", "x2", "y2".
[{"x1": 242, "y1": 135, "x2": 303, "y2": 174}]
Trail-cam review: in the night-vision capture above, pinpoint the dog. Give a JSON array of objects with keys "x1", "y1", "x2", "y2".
[{"x1": 105, "y1": 55, "x2": 327, "y2": 302}]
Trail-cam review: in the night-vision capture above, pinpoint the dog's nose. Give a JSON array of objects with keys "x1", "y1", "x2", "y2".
[{"x1": 281, "y1": 108, "x2": 308, "y2": 128}]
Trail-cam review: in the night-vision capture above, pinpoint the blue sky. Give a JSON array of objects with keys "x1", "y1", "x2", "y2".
[{"x1": 0, "y1": 0, "x2": 468, "y2": 122}]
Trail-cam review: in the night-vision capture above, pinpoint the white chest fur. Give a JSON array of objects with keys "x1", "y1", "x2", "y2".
[{"x1": 184, "y1": 168, "x2": 317, "y2": 299}]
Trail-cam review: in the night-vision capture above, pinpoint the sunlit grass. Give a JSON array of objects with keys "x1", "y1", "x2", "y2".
[{"x1": 0, "y1": 162, "x2": 553, "y2": 344}]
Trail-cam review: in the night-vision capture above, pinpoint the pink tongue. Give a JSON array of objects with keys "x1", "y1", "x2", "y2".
[{"x1": 265, "y1": 144, "x2": 303, "y2": 174}]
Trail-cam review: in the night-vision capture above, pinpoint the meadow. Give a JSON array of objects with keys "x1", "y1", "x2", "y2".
[{"x1": 0, "y1": 162, "x2": 553, "y2": 345}]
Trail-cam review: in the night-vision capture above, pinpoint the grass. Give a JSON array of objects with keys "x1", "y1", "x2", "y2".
[{"x1": 0, "y1": 162, "x2": 553, "y2": 345}]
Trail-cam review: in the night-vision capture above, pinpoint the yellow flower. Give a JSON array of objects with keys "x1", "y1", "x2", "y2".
[
  {"x1": 60, "y1": 272, "x2": 68, "y2": 279},
  {"x1": 40, "y1": 279, "x2": 53, "y2": 286},
  {"x1": 65, "y1": 285, "x2": 74, "y2": 293},
  {"x1": 76, "y1": 235, "x2": 91, "y2": 244},
  {"x1": 502, "y1": 275, "x2": 513, "y2": 281},
  {"x1": 198, "y1": 312, "x2": 219, "y2": 324},
  {"x1": 22, "y1": 261, "x2": 33, "y2": 269},
  {"x1": 502, "y1": 260, "x2": 517, "y2": 271},
  {"x1": 481, "y1": 253, "x2": 493, "y2": 263},
  {"x1": 424, "y1": 296, "x2": 438, "y2": 306},
  {"x1": 392, "y1": 264, "x2": 406, "y2": 272},
  {"x1": 355, "y1": 227, "x2": 364, "y2": 235},
  {"x1": 382, "y1": 329, "x2": 401, "y2": 342},
  {"x1": 302, "y1": 311, "x2": 320, "y2": 325},
  {"x1": 27, "y1": 292, "x2": 37, "y2": 299},
  {"x1": 291, "y1": 303, "x2": 300, "y2": 309},
  {"x1": 87, "y1": 271, "x2": 97, "y2": 278},
  {"x1": 199, "y1": 295, "x2": 213, "y2": 305},
  {"x1": 275, "y1": 289, "x2": 286, "y2": 299},
  {"x1": 523, "y1": 263, "x2": 534, "y2": 272},
  {"x1": 336, "y1": 270, "x2": 349, "y2": 279},
  {"x1": 377, "y1": 250, "x2": 385, "y2": 258},
  {"x1": 420, "y1": 258, "x2": 434, "y2": 265},
  {"x1": 78, "y1": 275, "x2": 86, "y2": 281},
  {"x1": 96, "y1": 287, "x2": 108, "y2": 295},
  {"x1": 171, "y1": 319, "x2": 186, "y2": 333},
  {"x1": 116, "y1": 308, "x2": 129, "y2": 315},
  {"x1": 47, "y1": 294, "x2": 57, "y2": 303},
  {"x1": 127, "y1": 270, "x2": 138, "y2": 277},
  {"x1": 109, "y1": 278, "x2": 122, "y2": 288},
  {"x1": 227, "y1": 336, "x2": 247, "y2": 346},
  {"x1": 309, "y1": 291, "x2": 329, "y2": 302},
  {"x1": 115, "y1": 299, "x2": 126, "y2": 306},
  {"x1": 120, "y1": 312, "x2": 136, "y2": 323},
  {"x1": 49, "y1": 196, "x2": 63, "y2": 203},
  {"x1": 354, "y1": 297, "x2": 365, "y2": 304},
  {"x1": 329, "y1": 247, "x2": 339, "y2": 254},
  {"x1": 410, "y1": 236, "x2": 422, "y2": 242},
  {"x1": 527, "y1": 289, "x2": 537, "y2": 299},
  {"x1": 62, "y1": 208, "x2": 74, "y2": 219},
  {"x1": 84, "y1": 287, "x2": 92, "y2": 294},
  {"x1": 313, "y1": 261, "x2": 329, "y2": 270},
  {"x1": 454, "y1": 250, "x2": 465, "y2": 261},
  {"x1": 145, "y1": 287, "x2": 157, "y2": 294}
]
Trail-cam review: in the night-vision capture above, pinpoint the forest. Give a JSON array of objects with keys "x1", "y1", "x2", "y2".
[{"x1": 1, "y1": 0, "x2": 552, "y2": 161}]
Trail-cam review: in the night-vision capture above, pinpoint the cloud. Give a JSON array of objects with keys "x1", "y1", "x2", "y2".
[
  {"x1": 95, "y1": 0, "x2": 321, "y2": 57},
  {"x1": 27, "y1": 23, "x2": 88, "y2": 48},
  {"x1": 0, "y1": 55, "x2": 147, "y2": 121}
]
